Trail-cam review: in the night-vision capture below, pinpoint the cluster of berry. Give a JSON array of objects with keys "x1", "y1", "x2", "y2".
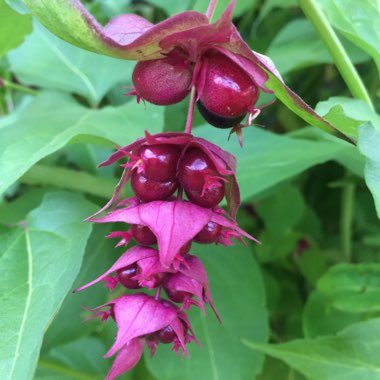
[
  {"x1": 74, "y1": 3, "x2": 263, "y2": 380},
  {"x1": 132, "y1": 49, "x2": 259, "y2": 130},
  {"x1": 76, "y1": 132, "x2": 256, "y2": 379}
]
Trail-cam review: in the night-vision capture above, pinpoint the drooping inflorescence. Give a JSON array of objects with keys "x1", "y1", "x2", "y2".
[{"x1": 73, "y1": 1, "x2": 266, "y2": 379}]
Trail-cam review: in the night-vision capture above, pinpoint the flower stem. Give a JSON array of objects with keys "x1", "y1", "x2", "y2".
[
  {"x1": 0, "y1": 78, "x2": 38, "y2": 96},
  {"x1": 206, "y1": 0, "x2": 218, "y2": 20},
  {"x1": 299, "y1": 0, "x2": 374, "y2": 109},
  {"x1": 340, "y1": 177, "x2": 355, "y2": 261},
  {"x1": 184, "y1": 86, "x2": 196, "y2": 134}
]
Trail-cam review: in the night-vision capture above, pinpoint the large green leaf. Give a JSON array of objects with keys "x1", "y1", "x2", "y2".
[
  {"x1": 246, "y1": 318, "x2": 380, "y2": 380},
  {"x1": 0, "y1": 192, "x2": 95, "y2": 380},
  {"x1": 35, "y1": 338, "x2": 109, "y2": 380},
  {"x1": 302, "y1": 291, "x2": 362, "y2": 338},
  {"x1": 0, "y1": 92, "x2": 164, "y2": 196},
  {"x1": 8, "y1": 21, "x2": 134, "y2": 105},
  {"x1": 196, "y1": 125, "x2": 358, "y2": 201},
  {"x1": 316, "y1": 96, "x2": 380, "y2": 140},
  {"x1": 317, "y1": 0, "x2": 380, "y2": 72},
  {"x1": 147, "y1": 244, "x2": 268, "y2": 380},
  {"x1": 0, "y1": 0, "x2": 32, "y2": 57},
  {"x1": 317, "y1": 263, "x2": 380, "y2": 313},
  {"x1": 268, "y1": 19, "x2": 369, "y2": 74},
  {"x1": 358, "y1": 123, "x2": 380, "y2": 218}
]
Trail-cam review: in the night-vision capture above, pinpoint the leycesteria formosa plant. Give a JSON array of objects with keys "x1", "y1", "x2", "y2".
[{"x1": 23, "y1": 0, "x2": 352, "y2": 379}]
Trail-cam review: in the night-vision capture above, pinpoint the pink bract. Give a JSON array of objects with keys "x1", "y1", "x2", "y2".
[
  {"x1": 86, "y1": 294, "x2": 196, "y2": 380},
  {"x1": 90, "y1": 200, "x2": 257, "y2": 269}
]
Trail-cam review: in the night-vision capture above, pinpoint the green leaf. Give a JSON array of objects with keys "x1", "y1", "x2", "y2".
[
  {"x1": 246, "y1": 318, "x2": 380, "y2": 380},
  {"x1": 268, "y1": 19, "x2": 369, "y2": 74},
  {"x1": 0, "y1": 192, "x2": 95, "y2": 380},
  {"x1": 147, "y1": 244, "x2": 268, "y2": 380},
  {"x1": 148, "y1": 0, "x2": 193, "y2": 15},
  {"x1": 36, "y1": 338, "x2": 108, "y2": 380},
  {"x1": 196, "y1": 126, "x2": 357, "y2": 201},
  {"x1": 317, "y1": 0, "x2": 380, "y2": 72},
  {"x1": 42, "y1": 225, "x2": 116, "y2": 350},
  {"x1": 317, "y1": 263, "x2": 380, "y2": 313},
  {"x1": 302, "y1": 291, "x2": 362, "y2": 339},
  {"x1": 8, "y1": 21, "x2": 134, "y2": 105},
  {"x1": 0, "y1": 92, "x2": 164, "y2": 196},
  {"x1": 316, "y1": 96, "x2": 380, "y2": 140},
  {"x1": 257, "y1": 357, "x2": 307, "y2": 380},
  {"x1": 358, "y1": 123, "x2": 380, "y2": 218},
  {"x1": 0, "y1": 0, "x2": 32, "y2": 57},
  {"x1": 192, "y1": 0, "x2": 257, "y2": 20}
]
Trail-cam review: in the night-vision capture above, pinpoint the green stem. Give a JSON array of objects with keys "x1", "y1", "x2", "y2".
[
  {"x1": 299, "y1": 0, "x2": 374, "y2": 109},
  {"x1": 0, "y1": 79, "x2": 38, "y2": 96},
  {"x1": 38, "y1": 359, "x2": 102, "y2": 380},
  {"x1": 340, "y1": 179, "x2": 355, "y2": 261},
  {"x1": 20, "y1": 164, "x2": 131, "y2": 199}
]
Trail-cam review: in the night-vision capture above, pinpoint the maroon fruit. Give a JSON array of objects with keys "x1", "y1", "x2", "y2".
[
  {"x1": 130, "y1": 224, "x2": 157, "y2": 245},
  {"x1": 131, "y1": 171, "x2": 178, "y2": 202},
  {"x1": 154, "y1": 325, "x2": 177, "y2": 344},
  {"x1": 132, "y1": 51, "x2": 193, "y2": 105},
  {"x1": 117, "y1": 264, "x2": 140, "y2": 289},
  {"x1": 164, "y1": 287, "x2": 190, "y2": 304},
  {"x1": 197, "y1": 100, "x2": 245, "y2": 129},
  {"x1": 178, "y1": 148, "x2": 219, "y2": 192},
  {"x1": 179, "y1": 240, "x2": 192, "y2": 256},
  {"x1": 198, "y1": 51, "x2": 258, "y2": 127},
  {"x1": 185, "y1": 186, "x2": 224, "y2": 209},
  {"x1": 138, "y1": 144, "x2": 181, "y2": 182},
  {"x1": 194, "y1": 221, "x2": 221, "y2": 244}
]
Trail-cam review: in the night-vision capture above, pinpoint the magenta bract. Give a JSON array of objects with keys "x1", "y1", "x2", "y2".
[
  {"x1": 86, "y1": 294, "x2": 196, "y2": 380},
  {"x1": 75, "y1": 246, "x2": 169, "y2": 292},
  {"x1": 90, "y1": 199, "x2": 257, "y2": 269}
]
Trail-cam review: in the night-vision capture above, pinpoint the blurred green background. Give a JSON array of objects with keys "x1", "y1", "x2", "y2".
[{"x1": 1, "y1": 0, "x2": 380, "y2": 379}]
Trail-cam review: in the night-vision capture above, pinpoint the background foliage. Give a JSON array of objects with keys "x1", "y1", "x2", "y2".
[{"x1": 0, "y1": 0, "x2": 379, "y2": 379}]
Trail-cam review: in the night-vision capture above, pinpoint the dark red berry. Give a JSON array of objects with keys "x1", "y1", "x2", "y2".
[
  {"x1": 164, "y1": 287, "x2": 190, "y2": 303},
  {"x1": 179, "y1": 240, "x2": 192, "y2": 256},
  {"x1": 197, "y1": 100, "x2": 245, "y2": 129},
  {"x1": 185, "y1": 186, "x2": 224, "y2": 209},
  {"x1": 178, "y1": 148, "x2": 218, "y2": 192},
  {"x1": 154, "y1": 325, "x2": 177, "y2": 344},
  {"x1": 198, "y1": 51, "x2": 258, "y2": 126},
  {"x1": 194, "y1": 221, "x2": 221, "y2": 244},
  {"x1": 117, "y1": 264, "x2": 140, "y2": 289},
  {"x1": 131, "y1": 171, "x2": 178, "y2": 202},
  {"x1": 130, "y1": 224, "x2": 157, "y2": 245},
  {"x1": 138, "y1": 144, "x2": 181, "y2": 182},
  {"x1": 132, "y1": 51, "x2": 193, "y2": 105}
]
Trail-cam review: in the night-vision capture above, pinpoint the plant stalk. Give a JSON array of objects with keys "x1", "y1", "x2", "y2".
[
  {"x1": 299, "y1": 0, "x2": 374, "y2": 109},
  {"x1": 0, "y1": 78, "x2": 38, "y2": 96},
  {"x1": 340, "y1": 179, "x2": 355, "y2": 261}
]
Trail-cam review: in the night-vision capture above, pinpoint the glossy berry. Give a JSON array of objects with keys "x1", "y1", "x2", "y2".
[
  {"x1": 185, "y1": 186, "x2": 225, "y2": 209},
  {"x1": 130, "y1": 224, "x2": 157, "y2": 245},
  {"x1": 179, "y1": 240, "x2": 192, "y2": 256},
  {"x1": 197, "y1": 100, "x2": 245, "y2": 129},
  {"x1": 131, "y1": 171, "x2": 178, "y2": 202},
  {"x1": 154, "y1": 325, "x2": 177, "y2": 344},
  {"x1": 178, "y1": 148, "x2": 219, "y2": 192},
  {"x1": 194, "y1": 221, "x2": 221, "y2": 244},
  {"x1": 164, "y1": 286, "x2": 190, "y2": 304},
  {"x1": 138, "y1": 144, "x2": 181, "y2": 182},
  {"x1": 132, "y1": 51, "x2": 193, "y2": 105},
  {"x1": 117, "y1": 264, "x2": 140, "y2": 289},
  {"x1": 197, "y1": 51, "x2": 258, "y2": 127}
]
